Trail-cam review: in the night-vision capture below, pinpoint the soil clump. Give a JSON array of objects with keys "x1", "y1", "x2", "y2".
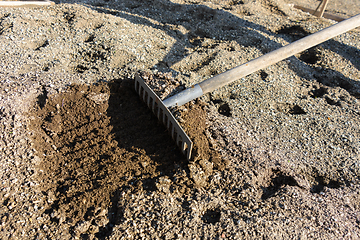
[{"x1": 0, "y1": 0, "x2": 359, "y2": 239}]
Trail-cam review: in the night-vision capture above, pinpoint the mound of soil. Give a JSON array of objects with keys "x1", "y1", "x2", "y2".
[
  {"x1": 28, "y1": 81, "x2": 195, "y2": 237},
  {"x1": 0, "y1": 0, "x2": 359, "y2": 239}
]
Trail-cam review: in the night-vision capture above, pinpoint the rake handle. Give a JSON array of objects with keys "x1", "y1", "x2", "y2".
[
  {"x1": 163, "y1": 13, "x2": 360, "y2": 107},
  {"x1": 199, "y1": 13, "x2": 360, "y2": 94}
]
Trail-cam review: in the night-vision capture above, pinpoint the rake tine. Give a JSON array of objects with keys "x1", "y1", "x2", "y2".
[
  {"x1": 135, "y1": 74, "x2": 193, "y2": 160},
  {"x1": 176, "y1": 134, "x2": 181, "y2": 145},
  {"x1": 151, "y1": 98, "x2": 155, "y2": 112}
]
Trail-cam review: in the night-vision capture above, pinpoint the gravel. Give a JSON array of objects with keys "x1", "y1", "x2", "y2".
[{"x1": 0, "y1": 0, "x2": 359, "y2": 239}]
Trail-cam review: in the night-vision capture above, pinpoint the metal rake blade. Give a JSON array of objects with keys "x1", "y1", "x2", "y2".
[{"x1": 135, "y1": 74, "x2": 193, "y2": 160}]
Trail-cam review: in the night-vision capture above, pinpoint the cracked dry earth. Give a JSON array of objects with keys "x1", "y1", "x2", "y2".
[{"x1": 0, "y1": 0, "x2": 360, "y2": 239}]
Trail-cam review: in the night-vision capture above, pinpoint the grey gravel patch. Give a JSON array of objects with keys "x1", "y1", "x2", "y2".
[{"x1": 0, "y1": 0, "x2": 359, "y2": 239}]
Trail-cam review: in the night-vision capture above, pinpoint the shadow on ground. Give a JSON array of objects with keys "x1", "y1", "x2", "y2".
[
  {"x1": 56, "y1": 0, "x2": 360, "y2": 98},
  {"x1": 29, "y1": 79, "x2": 193, "y2": 238}
]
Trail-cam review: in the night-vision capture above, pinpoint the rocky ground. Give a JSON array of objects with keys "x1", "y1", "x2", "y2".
[{"x1": 0, "y1": 0, "x2": 359, "y2": 239}]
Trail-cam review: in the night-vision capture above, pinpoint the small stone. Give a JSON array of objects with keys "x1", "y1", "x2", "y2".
[{"x1": 74, "y1": 221, "x2": 91, "y2": 235}]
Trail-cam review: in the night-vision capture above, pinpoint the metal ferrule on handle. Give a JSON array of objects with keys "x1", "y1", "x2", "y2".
[
  {"x1": 164, "y1": 13, "x2": 360, "y2": 107},
  {"x1": 163, "y1": 84, "x2": 203, "y2": 107},
  {"x1": 135, "y1": 75, "x2": 193, "y2": 160},
  {"x1": 135, "y1": 13, "x2": 360, "y2": 160}
]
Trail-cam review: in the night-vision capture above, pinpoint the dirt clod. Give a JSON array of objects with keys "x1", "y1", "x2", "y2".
[
  {"x1": 28, "y1": 82, "x2": 194, "y2": 237},
  {"x1": 0, "y1": 0, "x2": 359, "y2": 239}
]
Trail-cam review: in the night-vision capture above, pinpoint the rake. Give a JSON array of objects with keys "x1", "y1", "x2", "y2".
[{"x1": 135, "y1": 13, "x2": 360, "y2": 160}]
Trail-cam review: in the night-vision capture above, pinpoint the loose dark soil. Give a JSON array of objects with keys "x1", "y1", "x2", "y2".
[
  {"x1": 0, "y1": 0, "x2": 359, "y2": 239},
  {"x1": 28, "y1": 81, "x2": 197, "y2": 237},
  {"x1": 28, "y1": 77, "x2": 228, "y2": 238}
]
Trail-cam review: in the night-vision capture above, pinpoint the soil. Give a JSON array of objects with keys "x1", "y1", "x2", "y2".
[
  {"x1": 0, "y1": 0, "x2": 359, "y2": 239},
  {"x1": 27, "y1": 81, "x2": 197, "y2": 238}
]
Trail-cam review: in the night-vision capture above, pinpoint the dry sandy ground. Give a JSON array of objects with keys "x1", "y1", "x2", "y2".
[
  {"x1": 290, "y1": 0, "x2": 359, "y2": 19},
  {"x1": 0, "y1": 0, "x2": 359, "y2": 239}
]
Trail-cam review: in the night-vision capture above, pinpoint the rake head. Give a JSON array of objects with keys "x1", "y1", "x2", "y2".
[{"x1": 135, "y1": 74, "x2": 193, "y2": 160}]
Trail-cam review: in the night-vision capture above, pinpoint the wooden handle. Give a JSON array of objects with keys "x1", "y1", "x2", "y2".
[
  {"x1": 0, "y1": 1, "x2": 54, "y2": 7},
  {"x1": 294, "y1": 5, "x2": 346, "y2": 22},
  {"x1": 315, "y1": 0, "x2": 329, "y2": 18},
  {"x1": 199, "y1": 13, "x2": 360, "y2": 94}
]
